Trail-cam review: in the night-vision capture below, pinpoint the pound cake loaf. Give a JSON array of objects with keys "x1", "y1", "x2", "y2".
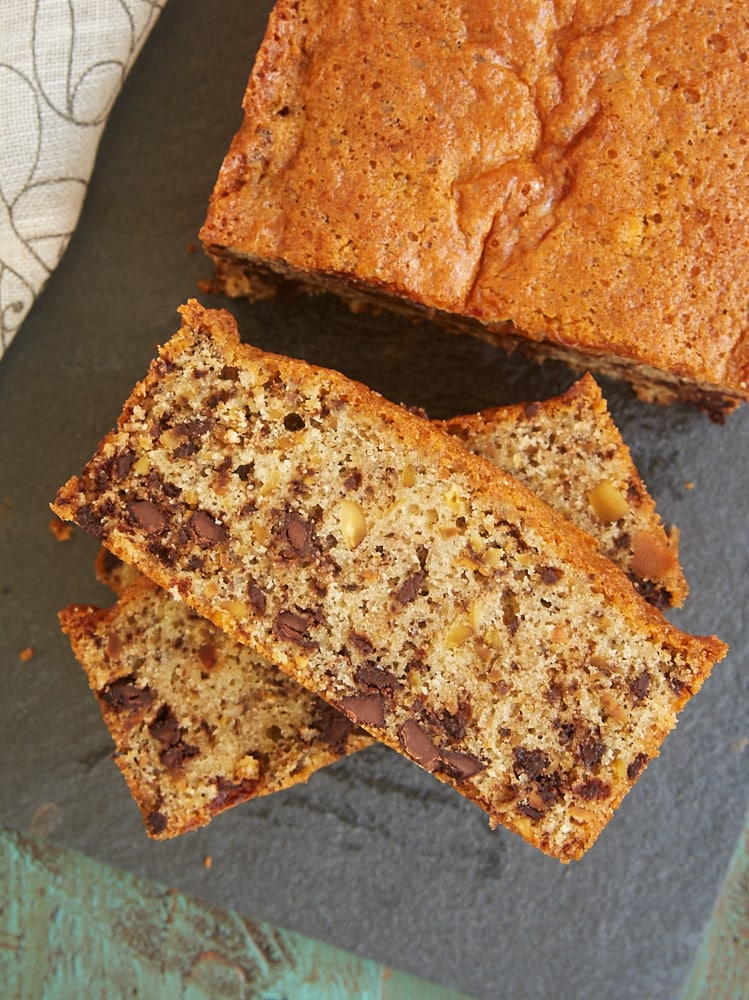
[
  {"x1": 60, "y1": 369, "x2": 683, "y2": 839},
  {"x1": 200, "y1": 0, "x2": 749, "y2": 417},
  {"x1": 52, "y1": 301, "x2": 726, "y2": 860},
  {"x1": 59, "y1": 573, "x2": 369, "y2": 839}
]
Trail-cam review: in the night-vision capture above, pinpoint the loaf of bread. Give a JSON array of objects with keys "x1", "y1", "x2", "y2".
[
  {"x1": 200, "y1": 0, "x2": 749, "y2": 417},
  {"x1": 52, "y1": 301, "x2": 726, "y2": 860},
  {"x1": 57, "y1": 372, "x2": 684, "y2": 839}
]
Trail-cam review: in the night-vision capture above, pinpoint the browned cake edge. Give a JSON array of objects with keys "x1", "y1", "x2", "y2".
[{"x1": 203, "y1": 257, "x2": 742, "y2": 421}]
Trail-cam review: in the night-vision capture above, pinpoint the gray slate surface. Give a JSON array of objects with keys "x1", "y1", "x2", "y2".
[{"x1": 0, "y1": 3, "x2": 746, "y2": 998}]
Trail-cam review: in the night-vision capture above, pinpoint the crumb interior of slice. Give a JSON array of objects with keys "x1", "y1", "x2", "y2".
[{"x1": 64, "y1": 581, "x2": 366, "y2": 837}]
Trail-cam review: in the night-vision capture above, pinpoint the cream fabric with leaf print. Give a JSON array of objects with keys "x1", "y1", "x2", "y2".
[{"x1": 0, "y1": 0, "x2": 167, "y2": 359}]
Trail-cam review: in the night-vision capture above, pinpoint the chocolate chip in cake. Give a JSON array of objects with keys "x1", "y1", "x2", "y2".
[
  {"x1": 285, "y1": 513, "x2": 315, "y2": 554},
  {"x1": 338, "y1": 694, "x2": 386, "y2": 727},
  {"x1": 248, "y1": 583, "x2": 267, "y2": 615},
  {"x1": 398, "y1": 719, "x2": 441, "y2": 772},
  {"x1": 578, "y1": 737, "x2": 606, "y2": 770},
  {"x1": 536, "y1": 771, "x2": 563, "y2": 806},
  {"x1": 197, "y1": 642, "x2": 217, "y2": 672},
  {"x1": 519, "y1": 802, "x2": 545, "y2": 821},
  {"x1": 313, "y1": 702, "x2": 358, "y2": 752},
  {"x1": 627, "y1": 752, "x2": 649, "y2": 781},
  {"x1": 342, "y1": 469, "x2": 362, "y2": 491},
  {"x1": 148, "y1": 705, "x2": 182, "y2": 748},
  {"x1": 146, "y1": 810, "x2": 168, "y2": 835},
  {"x1": 128, "y1": 499, "x2": 167, "y2": 533},
  {"x1": 75, "y1": 505, "x2": 105, "y2": 540},
  {"x1": 283, "y1": 412, "x2": 305, "y2": 431},
  {"x1": 274, "y1": 610, "x2": 319, "y2": 649},
  {"x1": 576, "y1": 777, "x2": 612, "y2": 801},
  {"x1": 349, "y1": 632, "x2": 375, "y2": 656},
  {"x1": 394, "y1": 570, "x2": 427, "y2": 605},
  {"x1": 512, "y1": 746, "x2": 549, "y2": 780},
  {"x1": 234, "y1": 462, "x2": 254, "y2": 481},
  {"x1": 629, "y1": 670, "x2": 651, "y2": 702},
  {"x1": 115, "y1": 451, "x2": 135, "y2": 479},
  {"x1": 189, "y1": 510, "x2": 228, "y2": 546},
  {"x1": 106, "y1": 631, "x2": 122, "y2": 659},
  {"x1": 541, "y1": 566, "x2": 563, "y2": 584},
  {"x1": 439, "y1": 749, "x2": 486, "y2": 780},
  {"x1": 354, "y1": 663, "x2": 401, "y2": 692},
  {"x1": 178, "y1": 417, "x2": 213, "y2": 440},
  {"x1": 101, "y1": 676, "x2": 153, "y2": 713},
  {"x1": 213, "y1": 776, "x2": 259, "y2": 809}
]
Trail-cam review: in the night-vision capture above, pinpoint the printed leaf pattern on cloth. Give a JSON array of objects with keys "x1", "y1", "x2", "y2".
[{"x1": 0, "y1": 0, "x2": 167, "y2": 358}]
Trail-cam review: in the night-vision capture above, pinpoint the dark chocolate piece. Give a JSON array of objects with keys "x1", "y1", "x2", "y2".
[
  {"x1": 128, "y1": 499, "x2": 167, "y2": 533},
  {"x1": 630, "y1": 670, "x2": 651, "y2": 701},
  {"x1": 398, "y1": 719, "x2": 441, "y2": 772},
  {"x1": 354, "y1": 663, "x2": 401, "y2": 691},
  {"x1": 101, "y1": 676, "x2": 153, "y2": 713},
  {"x1": 439, "y1": 749, "x2": 486, "y2": 779},
  {"x1": 338, "y1": 694, "x2": 386, "y2": 727},
  {"x1": 393, "y1": 570, "x2": 427, "y2": 605},
  {"x1": 512, "y1": 746, "x2": 550, "y2": 780},
  {"x1": 578, "y1": 738, "x2": 606, "y2": 770},
  {"x1": 189, "y1": 510, "x2": 228, "y2": 546},
  {"x1": 274, "y1": 610, "x2": 319, "y2": 649}
]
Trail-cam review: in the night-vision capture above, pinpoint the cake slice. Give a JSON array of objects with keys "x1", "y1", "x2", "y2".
[
  {"x1": 94, "y1": 373, "x2": 687, "y2": 608},
  {"x1": 200, "y1": 0, "x2": 749, "y2": 417},
  {"x1": 60, "y1": 375, "x2": 684, "y2": 840},
  {"x1": 440, "y1": 373, "x2": 686, "y2": 610},
  {"x1": 52, "y1": 301, "x2": 726, "y2": 860},
  {"x1": 59, "y1": 574, "x2": 369, "y2": 839}
]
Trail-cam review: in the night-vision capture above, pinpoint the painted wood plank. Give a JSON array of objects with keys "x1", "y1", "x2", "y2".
[
  {"x1": 680, "y1": 809, "x2": 749, "y2": 1000},
  {"x1": 0, "y1": 826, "x2": 476, "y2": 1000}
]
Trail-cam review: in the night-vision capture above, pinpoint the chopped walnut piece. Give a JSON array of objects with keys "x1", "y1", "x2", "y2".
[
  {"x1": 338, "y1": 498, "x2": 367, "y2": 548},
  {"x1": 587, "y1": 480, "x2": 629, "y2": 523},
  {"x1": 631, "y1": 530, "x2": 677, "y2": 581},
  {"x1": 600, "y1": 693, "x2": 628, "y2": 723}
]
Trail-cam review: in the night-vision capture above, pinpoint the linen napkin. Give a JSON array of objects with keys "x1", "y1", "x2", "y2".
[{"x1": 0, "y1": 0, "x2": 167, "y2": 361}]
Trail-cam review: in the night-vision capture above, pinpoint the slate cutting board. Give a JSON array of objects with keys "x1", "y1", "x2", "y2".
[{"x1": 0, "y1": 3, "x2": 747, "y2": 998}]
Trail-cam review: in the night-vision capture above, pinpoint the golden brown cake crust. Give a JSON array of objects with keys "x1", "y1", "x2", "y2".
[
  {"x1": 201, "y1": 0, "x2": 749, "y2": 412},
  {"x1": 52, "y1": 301, "x2": 727, "y2": 860}
]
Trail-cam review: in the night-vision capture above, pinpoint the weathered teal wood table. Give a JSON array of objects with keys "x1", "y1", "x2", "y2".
[{"x1": 0, "y1": 826, "x2": 474, "y2": 1000}]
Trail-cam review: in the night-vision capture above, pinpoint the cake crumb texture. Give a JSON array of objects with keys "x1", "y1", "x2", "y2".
[{"x1": 59, "y1": 574, "x2": 369, "y2": 839}]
